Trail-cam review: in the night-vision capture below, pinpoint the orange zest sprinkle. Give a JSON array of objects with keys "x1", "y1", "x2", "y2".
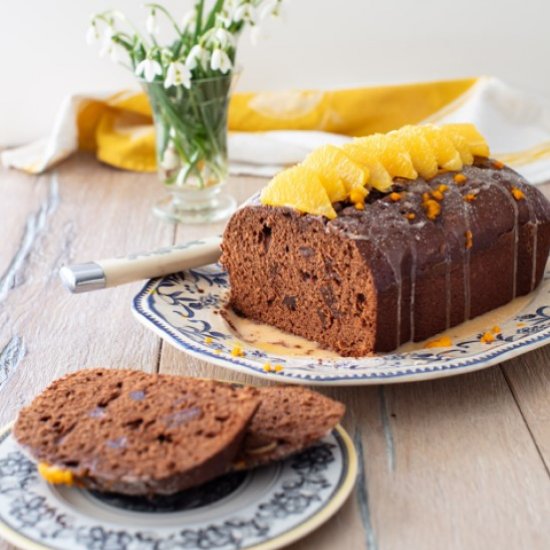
[
  {"x1": 511, "y1": 187, "x2": 525, "y2": 201},
  {"x1": 389, "y1": 192, "x2": 402, "y2": 202},
  {"x1": 425, "y1": 335, "x2": 453, "y2": 348},
  {"x1": 491, "y1": 325, "x2": 501, "y2": 334},
  {"x1": 492, "y1": 160, "x2": 505, "y2": 169},
  {"x1": 349, "y1": 188, "x2": 365, "y2": 204},
  {"x1": 464, "y1": 193, "x2": 477, "y2": 203},
  {"x1": 354, "y1": 202, "x2": 365, "y2": 210},
  {"x1": 422, "y1": 192, "x2": 431, "y2": 203},
  {"x1": 231, "y1": 345, "x2": 244, "y2": 357},
  {"x1": 431, "y1": 190, "x2": 444, "y2": 201},
  {"x1": 454, "y1": 173, "x2": 467, "y2": 184},
  {"x1": 405, "y1": 212, "x2": 416, "y2": 221},
  {"x1": 480, "y1": 331, "x2": 495, "y2": 344},
  {"x1": 465, "y1": 230, "x2": 473, "y2": 249},
  {"x1": 204, "y1": 336, "x2": 213, "y2": 344},
  {"x1": 423, "y1": 199, "x2": 441, "y2": 220},
  {"x1": 438, "y1": 184, "x2": 449, "y2": 193}
]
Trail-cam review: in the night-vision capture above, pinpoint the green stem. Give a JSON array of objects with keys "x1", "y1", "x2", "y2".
[{"x1": 145, "y1": 3, "x2": 184, "y2": 38}]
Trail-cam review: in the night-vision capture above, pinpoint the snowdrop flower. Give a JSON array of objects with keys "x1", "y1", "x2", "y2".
[
  {"x1": 99, "y1": 27, "x2": 116, "y2": 58},
  {"x1": 180, "y1": 10, "x2": 195, "y2": 32},
  {"x1": 86, "y1": 22, "x2": 99, "y2": 45},
  {"x1": 260, "y1": 0, "x2": 281, "y2": 20},
  {"x1": 186, "y1": 44, "x2": 210, "y2": 71},
  {"x1": 146, "y1": 9, "x2": 160, "y2": 36},
  {"x1": 164, "y1": 61, "x2": 192, "y2": 89},
  {"x1": 214, "y1": 28, "x2": 235, "y2": 48},
  {"x1": 234, "y1": 2, "x2": 257, "y2": 24},
  {"x1": 135, "y1": 58, "x2": 163, "y2": 82},
  {"x1": 210, "y1": 48, "x2": 232, "y2": 74}
]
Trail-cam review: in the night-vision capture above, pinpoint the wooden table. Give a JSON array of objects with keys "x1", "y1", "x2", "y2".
[{"x1": 1, "y1": 153, "x2": 549, "y2": 550}]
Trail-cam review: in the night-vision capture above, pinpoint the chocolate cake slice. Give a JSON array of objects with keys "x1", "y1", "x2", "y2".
[
  {"x1": 14, "y1": 369, "x2": 260, "y2": 495},
  {"x1": 221, "y1": 159, "x2": 550, "y2": 355},
  {"x1": 236, "y1": 386, "x2": 345, "y2": 469}
]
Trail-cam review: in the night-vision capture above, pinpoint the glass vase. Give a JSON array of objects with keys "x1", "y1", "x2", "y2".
[{"x1": 144, "y1": 73, "x2": 238, "y2": 224}]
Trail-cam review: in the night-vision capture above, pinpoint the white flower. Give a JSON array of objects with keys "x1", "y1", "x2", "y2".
[
  {"x1": 214, "y1": 28, "x2": 235, "y2": 48},
  {"x1": 260, "y1": 0, "x2": 281, "y2": 20},
  {"x1": 164, "y1": 61, "x2": 192, "y2": 89},
  {"x1": 210, "y1": 48, "x2": 232, "y2": 74},
  {"x1": 234, "y1": 2, "x2": 257, "y2": 24},
  {"x1": 146, "y1": 9, "x2": 160, "y2": 36},
  {"x1": 186, "y1": 44, "x2": 209, "y2": 70},
  {"x1": 135, "y1": 58, "x2": 163, "y2": 82},
  {"x1": 181, "y1": 10, "x2": 195, "y2": 32},
  {"x1": 99, "y1": 27, "x2": 116, "y2": 58},
  {"x1": 86, "y1": 23, "x2": 99, "y2": 45}
]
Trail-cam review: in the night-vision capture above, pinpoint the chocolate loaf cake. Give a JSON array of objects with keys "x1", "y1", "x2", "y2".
[
  {"x1": 14, "y1": 369, "x2": 260, "y2": 495},
  {"x1": 237, "y1": 386, "x2": 345, "y2": 468},
  {"x1": 222, "y1": 159, "x2": 550, "y2": 355}
]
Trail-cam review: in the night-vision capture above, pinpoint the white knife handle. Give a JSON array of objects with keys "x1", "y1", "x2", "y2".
[{"x1": 59, "y1": 236, "x2": 222, "y2": 293}]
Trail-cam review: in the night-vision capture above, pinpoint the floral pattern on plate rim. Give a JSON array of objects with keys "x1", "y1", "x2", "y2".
[{"x1": 131, "y1": 262, "x2": 550, "y2": 384}]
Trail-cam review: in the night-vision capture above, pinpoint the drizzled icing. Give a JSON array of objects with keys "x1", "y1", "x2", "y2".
[{"x1": 322, "y1": 160, "x2": 548, "y2": 345}]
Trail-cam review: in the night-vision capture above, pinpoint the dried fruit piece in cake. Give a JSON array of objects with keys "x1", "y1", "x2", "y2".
[
  {"x1": 422, "y1": 125, "x2": 463, "y2": 171},
  {"x1": 303, "y1": 145, "x2": 369, "y2": 200},
  {"x1": 344, "y1": 134, "x2": 418, "y2": 181},
  {"x1": 442, "y1": 123, "x2": 490, "y2": 158},
  {"x1": 393, "y1": 125, "x2": 439, "y2": 179},
  {"x1": 260, "y1": 164, "x2": 337, "y2": 219}
]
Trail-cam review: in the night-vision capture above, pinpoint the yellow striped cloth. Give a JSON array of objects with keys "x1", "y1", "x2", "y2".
[{"x1": 3, "y1": 76, "x2": 550, "y2": 183}]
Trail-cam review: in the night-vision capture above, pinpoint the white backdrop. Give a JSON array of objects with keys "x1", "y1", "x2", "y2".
[{"x1": 1, "y1": 0, "x2": 549, "y2": 145}]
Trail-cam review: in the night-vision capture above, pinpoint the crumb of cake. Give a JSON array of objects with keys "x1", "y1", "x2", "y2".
[
  {"x1": 464, "y1": 193, "x2": 477, "y2": 202},
  {"x1": 511, "y1": 187, "x2": 525, "y2": 201},
  {"x1": 274, "y1": 364, "x2": 284, "y2": 372},
  {"x1": 214, "y1": 349, "x2": 221, "y2": 354},
  {"x1": 231, "y1": 345, "x2": 245, "y2": 357},
  {"x1": 480, "y1": 331, "x2": 495, "y2": 344},
  {"x1": 389, "y1": 192, "x2": 402, "y2": 202},
  {"x1": 204, "y1": 336, "x2": 213, "y2": 344},
  {"x1": 516, "y1": 322, "x2": 526, "y2": 327},
  {"x1": 491, "y1": 325, "x2": 501, "y2": 334},
  {"x1": 454, "y1": 173, "x2": 467, "y2": 184},
  {"x1": 431, "y1": 189, "x2": 444, "y2": 201},
  {"x1": 38, "y1": 463, "x2": 74, "y2": 486},
  {"x1": 405, "y1": 212, "x2": 416, "y2": 221},
  {"x1": 263, "y1": 363, "x2": 272, "y2": 372},
  {"x1": 492, "y1": 160, "x2": 505, "y2": 169},
  {"x1": 425, "y1": 335, "x2": 452, "y2": 348},
  {"x1": 423, "y1": 198, "x2": 441, "y2": 220},
  {"x1": 465, "y1": 230, "x2": 473, "y2": 249}
]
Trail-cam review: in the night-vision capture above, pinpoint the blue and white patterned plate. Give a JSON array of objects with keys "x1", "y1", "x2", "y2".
[
  {"x1": 132, "y1": 262, "x2": 550, "y2": 385},
  {"x1": 0, "y1": 424, "x2": 357, "y2": 550}
]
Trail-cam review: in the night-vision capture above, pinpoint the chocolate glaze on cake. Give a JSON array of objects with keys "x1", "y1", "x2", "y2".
[
  {"x1": 14, "y1": 369, "x2": 260, "y2": 496},
  {"x1": 221, "y1": 159, "x2": 550, "y2": 355}
]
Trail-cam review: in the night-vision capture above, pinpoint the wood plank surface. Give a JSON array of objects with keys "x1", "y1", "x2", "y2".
[{"x1": 0, "y1": 155, "x2": 549, "y2": 550}]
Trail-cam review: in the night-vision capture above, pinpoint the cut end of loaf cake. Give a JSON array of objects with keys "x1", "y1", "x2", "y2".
[{"x1": 221, "y1": 204, "x2": 380, "y2": 356}]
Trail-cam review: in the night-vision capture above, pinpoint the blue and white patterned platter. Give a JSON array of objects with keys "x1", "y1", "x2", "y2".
[
  {"x1": 132, "y1": 262, "x2": 550, "y2": 386},
  {"x1": 0, "y1": 424, "x2": 357, "y2": 550}
]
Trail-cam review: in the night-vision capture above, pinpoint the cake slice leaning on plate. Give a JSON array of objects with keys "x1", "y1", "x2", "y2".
[{"x1": 221, "y1": 124, "x2": 550, "y2": 356}]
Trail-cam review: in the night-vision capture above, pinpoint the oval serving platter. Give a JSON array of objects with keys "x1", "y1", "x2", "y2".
[
  {"x1": 132, "y1": 262, "x2": 550, "y2": 385},
  {"x1": 0, "y1": 423, "x2": 357, "y2": 550}
]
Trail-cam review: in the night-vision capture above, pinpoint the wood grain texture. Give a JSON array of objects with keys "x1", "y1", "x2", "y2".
[{"x1": 1, "y1": 158, "x2": 549, "y2": 550}]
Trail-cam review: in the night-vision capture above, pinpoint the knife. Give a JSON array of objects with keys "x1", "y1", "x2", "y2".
[{"x1": 59, "y1": 236, "x2": 222, "y2": 294}]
